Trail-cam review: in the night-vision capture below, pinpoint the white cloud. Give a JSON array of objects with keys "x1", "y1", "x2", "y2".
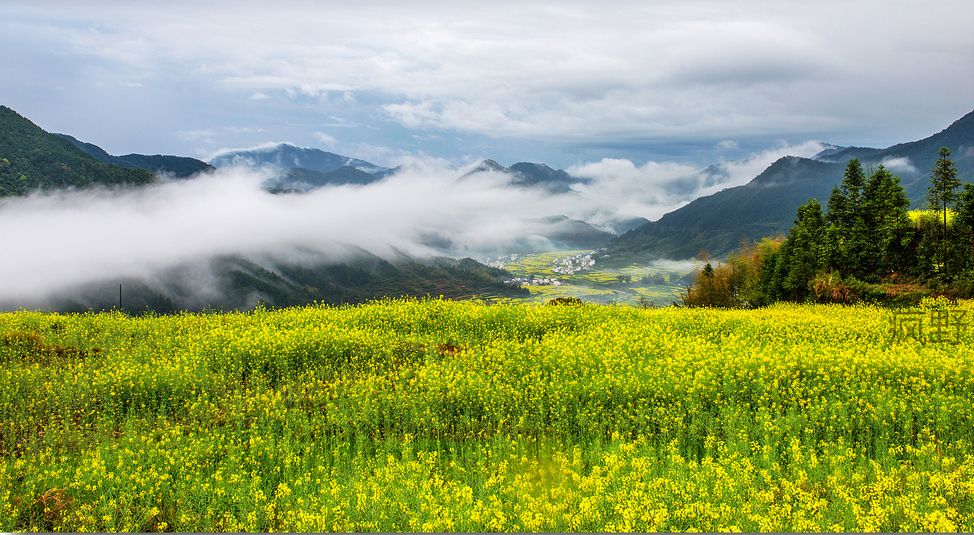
[
  {"x1": 880, "y1": 156, "x2": 917, "y2": 174},
  {"x1": 204, "y1": 141, "x2": 291, "y2": 162},
  {"x1": 706, "y1": 140, "x2": 826, "y2": 194},
  {"x1": 566, "y1": 158, "x2": 699, "y2": 221},
  {"x1": 0, "y1": 164, "x2": 556, "y2": 301},
  {"x1": 222, "y1": 126, "x2": 265, "y2": 134},
  {"x1": 249, "y1": 91, "x2": 270, "y2": 101},
  {"x1": 716, "y1": 140, "x2": 738, "y2": 151},
  {"x1": 176, "y1": 129, "x2": 216, "y2": 144},
  {"x1": 567, "y1": 140, "x2": 826, "y2": 221},
  {"x1": 3, "y1": 1, "x2": 970, "y2": 146},
  {"x1": 313, "y1": 131, "x2": 337, "y2": 148}
]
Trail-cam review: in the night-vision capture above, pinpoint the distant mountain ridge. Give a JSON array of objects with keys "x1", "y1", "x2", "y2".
[
  {"x1": 206, "y1": 145, "x2": 619, "y2": 248},
  {"x1": 0, "y1": 105, "x2": 157, "y2": 196},
  {"x1": 56, "y1": 134, "x2": 213, "y2": 178},
  {"x1": 535, "y1": 215, "x2": 615, "y2": 249},
  {"x1": 462, "y1": 159, "x2": 586, "y2": 193},
  {"x1": 7, "y1": 101, "x2": 972, "y2": 265},
  {"x1": 210, "y1": 142, "x2": 386, "y2": 174},
  {"x1": 213, "y1": 144, "x2": 591, "y2": 197},
  {"x1": 0, "y1": 106, "x2": 531, "y2": 312},
  {"x1": 813, "y1": 111, "x2": 974, "y2": 200},
  {"x1": 209, "y1": 142, "x2": 391, "y2": 191},
  {"x1": 610, "y1": 109, "x2": 974, "y2": 259}
]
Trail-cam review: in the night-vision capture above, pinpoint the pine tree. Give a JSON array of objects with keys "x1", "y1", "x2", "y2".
[
  {"x1": 928, "y1": 147, "x2": 961, "y2": 277},
  {"x1": 824, "y1": 186, "x2": 848, "y2": 273},
  {"x1": 759, "y1": 247, "x2": 786, "y2": 303},
  {"x1": 955, "y1": 183, "x2": 974, "y2": 274},
  {"x1": 959, "y1": 183, "x2": 974, "y2": 230},
  {"x1": 824, "y1": 160, "x2": 869, "y2": 277},
  {"x1": 781, "y1": 199, "x2": 825, "y2": 300},
  {"x1": 862, "y1": 165, "x2": 910, "y2": 277},
  {"x1": 841, "y1": 158, "x2": 867, "y2": 208},
  {"x1": 837, "y1": 159, "x2": 867, "y2": 277}
]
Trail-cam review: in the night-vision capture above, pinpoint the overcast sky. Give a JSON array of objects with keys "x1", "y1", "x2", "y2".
[{"x1": 1, "y1": 0, "x2": 971, "y2": 168}]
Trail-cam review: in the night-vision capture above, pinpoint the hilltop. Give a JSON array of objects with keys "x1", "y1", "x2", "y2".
[{"x1": 0, "y1": 106, "x2": 157, "y2": 196}]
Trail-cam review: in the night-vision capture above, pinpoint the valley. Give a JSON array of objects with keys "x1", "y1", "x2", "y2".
[
  {"x1": 487, "y1": 250, "x2": 693, "y2": 306},
  {"x1": 3, "y1": 103, "x2": 973, "y2": 313}
]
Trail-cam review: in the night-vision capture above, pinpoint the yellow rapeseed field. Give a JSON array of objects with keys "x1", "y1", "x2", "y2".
[{"x1": 1, "y1": 299, "x2": 972, "y2": 531}]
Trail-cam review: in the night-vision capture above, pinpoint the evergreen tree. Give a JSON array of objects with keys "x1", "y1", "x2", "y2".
[
  {"x1": 955, "y1": 183, "x2": 974, "y2": 274},
  {"x1": 957, "y1": 183, "x2": 974, "y2": 232},
  {"x1": 862, "y1": 165, "x2": 911, "y2": 277},
  {"x1": 928, "y1": 147, "x2": 961, "y2": 277},
  {"x1": 781, "y1": 199, "x2": 825, "y2": 300},
  {"x1": 828, "y1": 159, "x2": 869, "y2": 278},
  {"x1": 841, "y1": 159, "x2": 867, "y2": 208},
  {"x1": 824, "y1": 185, "x2": 849, "y2": 273},
  {"x1": 759, "y1": 247, "x2": 786, "y2": 304}
]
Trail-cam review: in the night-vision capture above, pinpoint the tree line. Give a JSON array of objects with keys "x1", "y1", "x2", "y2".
[{"x1": 684, "y1": 147, "x2": 974, "y2": 307}]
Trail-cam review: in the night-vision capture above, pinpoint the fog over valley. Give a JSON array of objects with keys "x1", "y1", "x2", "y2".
[{"x1": 0, "y1": 140, "x2": 823, "y2": 306}]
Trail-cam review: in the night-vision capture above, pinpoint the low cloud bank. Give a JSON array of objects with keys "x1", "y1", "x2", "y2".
[
  {"x1": 0, "y1": 141, "x2": 822, "y2": 303},
  {"x1": 567, "y1": 140, "x2": 825, "y2": 222}
]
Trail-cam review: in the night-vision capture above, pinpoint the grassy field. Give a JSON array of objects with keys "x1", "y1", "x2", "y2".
[{"x1": 2, "y1": 299, "x2": 974, "y2": 531}]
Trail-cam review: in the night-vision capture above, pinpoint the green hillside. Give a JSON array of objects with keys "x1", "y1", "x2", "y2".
[
  {"x1": 0, "y1": 106, "x2": 156, "y2": 196},
  {"x1": 611, "y1": 157, "x2": 840, "y2": 259},
  {"x1": 3, "y1": 252, "x2": 527, "y2": 313},
  {"x1": 611, "y1": 110, "x2": 974, "y2": 259}
]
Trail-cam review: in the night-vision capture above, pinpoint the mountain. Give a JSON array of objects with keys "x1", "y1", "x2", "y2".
[
  {"x1": 509, "y1": 162, "x2": 579, "y2": 192},
  {"x1": 609, "y1": 216, "x2": 652, "y2": 234},
  {"x1": 610, "y1": 109, "x2": 974, "y2": 259},
  {"x1": 56, "y1": 134, "x2": 213, "y2": 178},
  {"x1": 209, "y1": 142, "x2": 391, "y2": 192},
  {"x1": 810, "y1": 143, "x2": 851, "y2": 160},
  {"x1": 610, "y1": 157, "x2": 840, "y2": 259},
  {"x1": 265, "y1": 166, "x2": 379, "y2": 193},
  {"x1": 536, "y1": 215, "x2": 615, "y2": 249},
  {"x1": 0, "y1": 105, "x2": 156, "y2": 196},
  {"x1": 460, "y1": 159, "x2": 641, "y2": 243},
  {"x1": 209, "y1": 143, "x2": 387, "y2": 174},
  {"x1": 462, "y1": 159, "x2": 587, "y2": 193},
  {"x1": 2, "y1": 251, "x2": 527, "y2": 313},
  {"x1": 464, "y1": 159, "x2": 508, "y2": 175},
  {"x1": 372, "y1": 166, "x2": 402, "y2": 179},
  {"x1": 814, "y1": 110, "x2": 974, "y2": 201}
]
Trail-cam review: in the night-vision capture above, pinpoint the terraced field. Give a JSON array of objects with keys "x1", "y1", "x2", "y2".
[{"x1": 495, "y1": 250, "x2": 692, "y2": 305}]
